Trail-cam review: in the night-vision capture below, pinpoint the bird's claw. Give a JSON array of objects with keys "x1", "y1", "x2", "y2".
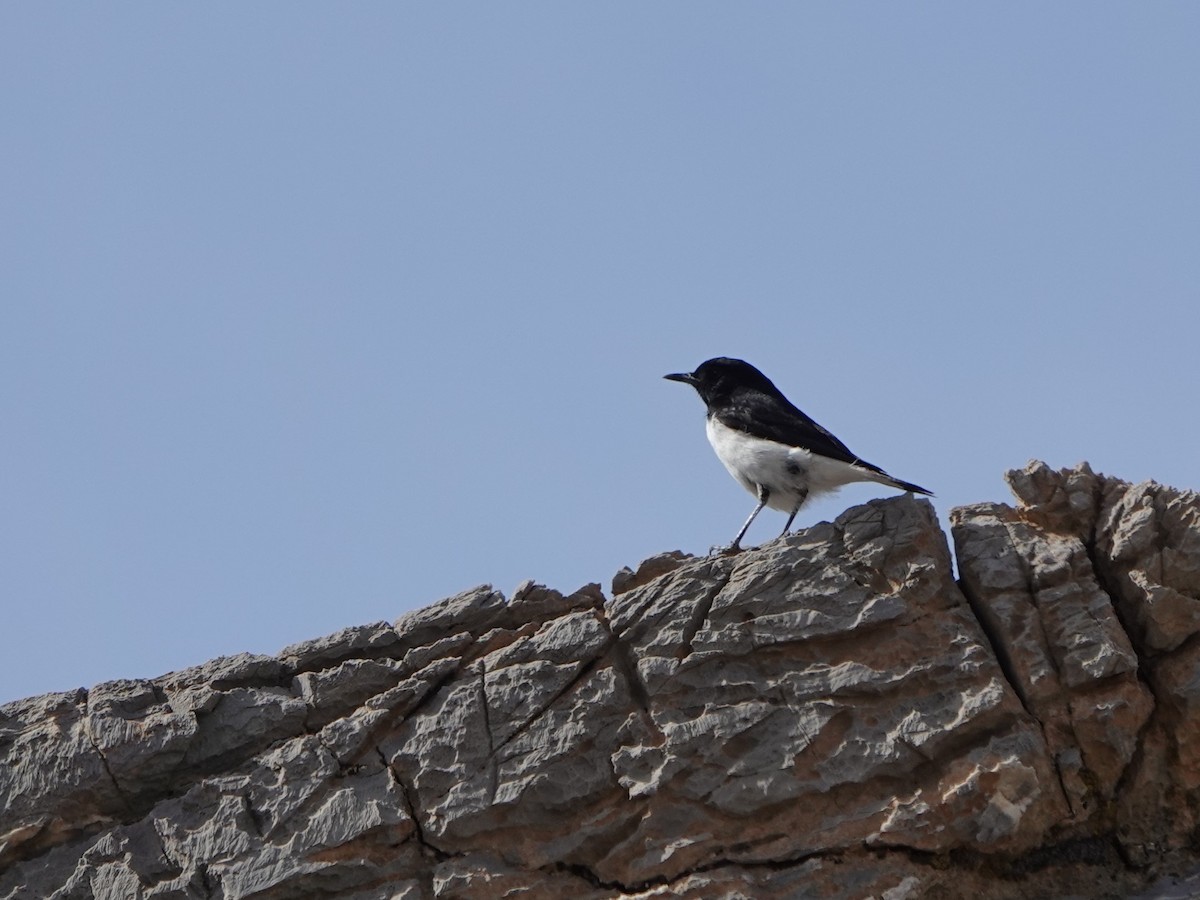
[{"x1": 709, "y1": 543, "x2": 744, "y2": 557}]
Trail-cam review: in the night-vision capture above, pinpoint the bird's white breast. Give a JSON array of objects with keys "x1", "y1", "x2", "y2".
[{"x1": 704, "y1": 416, "x2": 886, "y2": 511}]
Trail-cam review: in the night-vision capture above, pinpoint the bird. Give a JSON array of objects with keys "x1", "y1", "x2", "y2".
[{"x1": 665, "y1": 357, "x2": 932, "y2": 552}]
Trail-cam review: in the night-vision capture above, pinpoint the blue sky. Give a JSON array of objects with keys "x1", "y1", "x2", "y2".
[{"x1": 3, "y1": 5, "x2": 1198, "y2": 704}]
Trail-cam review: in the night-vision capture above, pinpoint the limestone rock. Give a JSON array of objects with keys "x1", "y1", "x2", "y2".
[
  {"x1": 954, "y1": 461, "x2": 1200, "y2": 867},
  {"x1": 952, "y1": 494, "x2": 1153, "y2": 822},
  {"x1": 2, "y1": 462, "x2": 1200, "y2": 898},
  {"x1": 602, "y1": 498, "x2": 1062, "y2": 885}
]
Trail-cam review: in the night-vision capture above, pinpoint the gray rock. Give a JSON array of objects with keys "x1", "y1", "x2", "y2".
[
  {"x1": 976, "y1": 463, "x2": 1200, "y2": 861},
  {"x1": 180, "y1": 685, "x2": 308, "y2": 772},
  {"x1": 0, "y1": 689, "x2": 124, "y2": 868},
  {"x1": 382, "y1": 609, "x2": 635, "y2": 872},
  {"x1": 611, "y1": 551, "x2": 693, "y2": 597},
  {"x1": 281, "y1": 621, "x2": 403, "y2": 673},
  {"x1": 505, "y1": 580, "x2": 605, "y2": 628},
  {"x1": 85, "y1": 679, "x2": 198, "y2": 804},
  {"x1": 599, "y1": 497, "x2": 1062, "y2": 885},
  {"x1": 4, "y1": 464, "x2": 1200, "y2": 898},
  {"x1": 952, "y1": 494, "x2": 1154, "y2": 818},
  {"x1": 393, "y1": 586, "x2": 507, "y2": 649},
  {"x1": 294, "y1": 658, "x2": 410, "y2": 728}
]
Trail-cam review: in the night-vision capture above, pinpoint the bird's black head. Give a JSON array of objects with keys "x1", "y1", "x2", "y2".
[{"x1": 664, "y1": 357, "x2": 782, "y2": 407}]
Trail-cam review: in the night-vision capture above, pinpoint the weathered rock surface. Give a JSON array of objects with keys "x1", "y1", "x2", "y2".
[{"x1": 2, "y1": 462, "x2": 1199, "y2": 899}]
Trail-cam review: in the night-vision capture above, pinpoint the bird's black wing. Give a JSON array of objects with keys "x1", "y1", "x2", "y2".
[{"x1": 716, "y1": 390, "x2": 891, "y2": 476}]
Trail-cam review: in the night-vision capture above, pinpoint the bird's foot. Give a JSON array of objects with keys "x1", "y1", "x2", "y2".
[{"x1": 709, "y1": 543, "x2": 744, "y2": 557}]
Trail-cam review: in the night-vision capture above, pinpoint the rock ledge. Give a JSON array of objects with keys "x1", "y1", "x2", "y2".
[{"x1": 3, "y1": 461, "x2": 1200, "y2": 899}]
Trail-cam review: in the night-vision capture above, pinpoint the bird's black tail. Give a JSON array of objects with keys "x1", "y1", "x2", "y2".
[
  {"x1": 885, "y1": 475, "x2": 933, "y2": 496},
  {"x1": 851, "y1": 458, "x2": 933, "y2": 497}
]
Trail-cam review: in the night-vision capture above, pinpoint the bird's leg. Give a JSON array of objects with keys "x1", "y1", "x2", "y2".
[
  {"x1": 780, "y1": 488, "x2": 809, "y2": 537},
  {"x1": 717, "y1": 484, "x2": 770, "y2": 555}
]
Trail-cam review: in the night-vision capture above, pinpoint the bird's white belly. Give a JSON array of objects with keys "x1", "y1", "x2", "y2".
[{"x1": 705, "y1": 417, "x2": 878, "y2": 511}]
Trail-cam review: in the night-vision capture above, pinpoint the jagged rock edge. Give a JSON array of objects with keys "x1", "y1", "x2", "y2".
[{"x1": 4, "y1": 470, "x2": 1200, "y2": 897}]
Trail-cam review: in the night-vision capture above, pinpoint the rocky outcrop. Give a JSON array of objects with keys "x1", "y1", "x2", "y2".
[{"x1": 2, "y1": 462, "x2": 1198, "y2": 899}]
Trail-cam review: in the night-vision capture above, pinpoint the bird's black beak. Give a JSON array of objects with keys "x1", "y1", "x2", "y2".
[{"x1": 664, "y1": 372, "x2": 697, "y2": 385}]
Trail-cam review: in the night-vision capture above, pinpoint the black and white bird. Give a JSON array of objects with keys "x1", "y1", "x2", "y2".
[{"x1": 665, "y1": 357, "x2": 932, "y2": 552}]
